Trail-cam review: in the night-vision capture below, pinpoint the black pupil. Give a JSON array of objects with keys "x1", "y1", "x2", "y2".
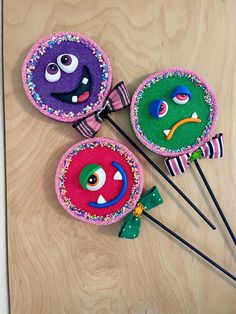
[
  {"x1": 61, "y1": 55, "x2": 69, "y2": 64},
  {"x1": 88, "y1": 174, "x2": 97, "y2": 185},
  {"x1": 180, "y1": 94, "x2": 186, "y2": 97},
  {"x1": 50, "y1": 64, "x2": 57, "y2": 71},
  {"x1": 160, "y1": 104, "x2": 164, "y2": 111}
]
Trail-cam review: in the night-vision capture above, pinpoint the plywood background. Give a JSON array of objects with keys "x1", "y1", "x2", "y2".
[{"x1": 4, "y1": 0, "x2": 236, "y2": 313}]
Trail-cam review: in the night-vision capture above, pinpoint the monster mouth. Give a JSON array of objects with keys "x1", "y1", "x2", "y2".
[
  {"x1": 51, "y1": 66, "x2": 92, "y2": 104},
  {"x1": 88, "y1": 161, "x2": 128, "y2": 208},
  {"x1": 163, "y1": 112, "x2": 201, "y2": 140}
]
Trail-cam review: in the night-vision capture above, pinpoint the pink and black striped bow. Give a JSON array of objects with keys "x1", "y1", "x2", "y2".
[
  {"x1": 165, "y1": 133, "x2": 224, "y2": 176},
  {"x1": 73, "y1": 81, "x2": 130, "y2": 138}
]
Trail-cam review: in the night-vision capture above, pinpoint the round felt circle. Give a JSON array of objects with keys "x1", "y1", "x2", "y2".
[
  {"x1": 22, "y1": 32, "x2": 112, "y2": 122},
  {"x1": 55, "y1": 138, "x2": 144, "y2": 225},
  {"x1": 130, "y1": 68, "x2": 218, "y2": 157}
]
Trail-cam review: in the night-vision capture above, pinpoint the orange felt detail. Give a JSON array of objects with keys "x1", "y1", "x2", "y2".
[{"x1": 166, "y1": 118, "x2": 201, "y2": 140}]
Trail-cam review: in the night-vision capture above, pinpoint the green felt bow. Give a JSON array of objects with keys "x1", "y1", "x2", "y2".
[{"x1": 118, "y1": 186, "x2": 163, "y2": 239}]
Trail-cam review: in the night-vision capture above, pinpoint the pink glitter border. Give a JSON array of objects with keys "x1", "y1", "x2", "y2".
[
  {"x1": 130, "y1": 67, "x2": 218, "y2": 157},
  {"x1": 22, "y1": 32, "x2": 113, "y2": 123},
  {"x1": 55, "y1": 137, "x2": 144, "y2": 225}
]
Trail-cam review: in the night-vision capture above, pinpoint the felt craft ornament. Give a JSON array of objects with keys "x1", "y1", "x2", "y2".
[
  {"x1": 130, "y1": 67, "x2": 236, "y2": 245},
  {"x1": 22, "y1": 32, "x2": 129, "y2": 123},
  {"x1": 55, "y1": 137, "x2": 236, "y2": 282},
  {"x1": 55, "y1": 137, "x2": 144, "y2": 225}
]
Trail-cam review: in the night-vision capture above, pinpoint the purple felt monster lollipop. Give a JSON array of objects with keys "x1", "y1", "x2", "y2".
[{"x1": 22, "y1": 32, "x2": 114, "y2": 122}]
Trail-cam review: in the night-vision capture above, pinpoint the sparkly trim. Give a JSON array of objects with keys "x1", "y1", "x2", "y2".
[
  {"x1": 55, "y1": 138, "x2": 144, "y2": 225},
  {"x1": 22, "y1": 32, "x2": 112, "y2": 122},
  {"x1": 130, "y1": 68, "x2": 218, "y2": 157}
]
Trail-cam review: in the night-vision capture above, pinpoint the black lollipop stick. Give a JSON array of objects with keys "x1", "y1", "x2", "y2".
[
  {"x1": 142, "y1": 211, "x2": 236, "y2": 282},
  {"x1": 194, "y1": 159, "x2": 236, "y2": 245},
  {"x1": 105, "y1": 115, "x2": 216, "y2": 230}
]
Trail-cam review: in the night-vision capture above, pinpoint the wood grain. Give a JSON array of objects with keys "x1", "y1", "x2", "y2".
[{"x1": 4, "y1": 0, "x2": 236, "y2": 313}]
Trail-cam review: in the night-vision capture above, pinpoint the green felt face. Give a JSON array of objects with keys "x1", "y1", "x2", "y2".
[{"x1": 131, "y1": 69, "x2": 217, "y2": 157}]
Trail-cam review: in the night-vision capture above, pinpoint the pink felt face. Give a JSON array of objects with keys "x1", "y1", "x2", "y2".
[{"x1": 55, "y1": 138, "x2": 143, "y2": 225}]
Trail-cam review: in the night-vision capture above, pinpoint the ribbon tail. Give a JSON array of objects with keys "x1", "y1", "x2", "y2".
[
  {"x1": 108, "y1": 81, "x2": 131, "y2": 111},
  {"x1": 72, "y1": 113, "x2": 101, "y2": 138},
  {"x1": 139, "y1": 186, "x2": 163, "y2": 209},
  {"x1": 164, "y1": 154, "x2": 190, "y2": 176},
  {"x1": 200, "y1": 133, "x2": 224, "y2": 159},
  {"x1": 118, "y1": 213, "x2": 141, "y2": 239}
]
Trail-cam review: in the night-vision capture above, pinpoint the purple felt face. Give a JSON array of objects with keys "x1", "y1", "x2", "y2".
[{"x1": 22, "y1": 32, "x2": 112, "y2": 122}]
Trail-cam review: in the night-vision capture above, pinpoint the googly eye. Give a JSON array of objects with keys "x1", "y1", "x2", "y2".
[
  {"x1": 45, "y1": 63, "x2": 61, "y2": 82},
  {"x1": 149, "y1": 99, "x2": 168, "y2": 118},
  {"x1": 172, "y1": 86, "x2": 192, "y2": 105},
  {"x1": 57, "y1": 54, "x2": 78, "y2": 73},
  {"x1": 79, "y1": 164, "x2": 106, "y2": 191}
]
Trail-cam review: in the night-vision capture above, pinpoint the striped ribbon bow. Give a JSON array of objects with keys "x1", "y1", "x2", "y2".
[
  {"x1": 165, "y1": 133, "x2": 224, "y2": 176},
  {"x1": 73, "y1": 81, "x2": 130, "y2": 138}
]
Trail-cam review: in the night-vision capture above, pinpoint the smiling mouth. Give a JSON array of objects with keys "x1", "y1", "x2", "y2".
[
  {"x1": 51, "y1": 66, "x2": 92, "y2": 104},
  {"x1": 88, "y1": 161, "x2": 128, "y2": 208},
  {"x1": 163, "y1": 112, "x2": 201, "y2": 140}
]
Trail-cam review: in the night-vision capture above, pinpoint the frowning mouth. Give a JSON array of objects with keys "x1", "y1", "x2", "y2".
[
  {"x1": 51, "y1": 66, "x2": 92, "y2": 104},
  {"x1": 163, "y1": 112, "x2": 201, "y2": 140},
  {"x1": 88, "y1": 161, "x2": 128, "y2": 208}
]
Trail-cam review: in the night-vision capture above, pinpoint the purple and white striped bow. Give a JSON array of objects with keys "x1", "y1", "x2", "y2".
[
  {"x1": 73, "y1": 81, "x2": 130, "y2": 138},
  {"x1": 165, "y1": 133, "x2": 224, "y2": 176}
]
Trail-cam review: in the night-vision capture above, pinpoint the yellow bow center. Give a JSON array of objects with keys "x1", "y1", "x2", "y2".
[{"x1": 133, "y1": 203, "x2": 144, "y2": 218}]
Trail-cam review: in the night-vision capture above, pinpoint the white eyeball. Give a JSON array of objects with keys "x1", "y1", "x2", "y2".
[
  {"x1": 172, "y1": 95, "x2": 190, "y2": 105},
  {"x1": 86, "y1": 168, "x2": 106, "y2": 191},
  {"x1": 45, "y1": 63, "x2": 61, "y2": 82},
  {"x1": 57, "y1": 54, "x2": 79, "y2": 73},
  {"x1": 171, "y1": 86, "x2": 192, "y2": 105}
]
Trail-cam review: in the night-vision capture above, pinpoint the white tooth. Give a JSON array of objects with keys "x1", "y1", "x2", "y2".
[
  {"x1": 72, "y1": 96, "x2": 77, "y2": 103},
  {"x1": 163, "y1": 130, "x2": 170, "y2": 136},
  {"x1": 97, "y1": 195, "x2": 107, "y2": 204},
  {"x1": 82, "y1": 77, "x2": 89, "y2": 85},
  {"x1": 191, "y1": 112, "x2": 198, "y2": 118},
  {"x1": 113, "y1": 171, "x2": 122, "y2": 180}
]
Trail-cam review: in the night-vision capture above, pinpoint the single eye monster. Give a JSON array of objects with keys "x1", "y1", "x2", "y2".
[
  {"x1": 130, "y1": 68, "x2": 218, "y2": 157},
  {"x1": 55, "y1": 138, "x2": 143, "y2": 225},
  {"x1": 22, "y1": 32, "x2": 112, "y2": 122}
]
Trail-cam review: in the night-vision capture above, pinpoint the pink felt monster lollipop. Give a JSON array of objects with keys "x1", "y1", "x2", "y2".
[
  {"x1": 55, "y1": 137, "x2": 236, "y2": 282},
  {"x1": 55, "y1": 137, "x2": 144, "y2": 225}
]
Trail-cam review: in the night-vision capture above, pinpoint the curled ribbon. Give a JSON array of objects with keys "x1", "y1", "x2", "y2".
[
  {"x1": 73, "y1": 81, "x2": 130, "y2": 138},
  {"x1": 165, "y1": 133, "x2": 224, "y2": 176},
  {"x1": 118, "y1": 186, "x2": 163, "y2": 239}
]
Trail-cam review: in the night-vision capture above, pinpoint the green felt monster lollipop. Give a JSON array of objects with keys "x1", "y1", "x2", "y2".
[{"x1": 130, "y1": 68, "x2": 236, "y2": 246}]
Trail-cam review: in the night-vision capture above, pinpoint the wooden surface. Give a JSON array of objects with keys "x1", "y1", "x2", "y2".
[{"x1": 4, "y1": 1, "x2": 236, "y2": 313}]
